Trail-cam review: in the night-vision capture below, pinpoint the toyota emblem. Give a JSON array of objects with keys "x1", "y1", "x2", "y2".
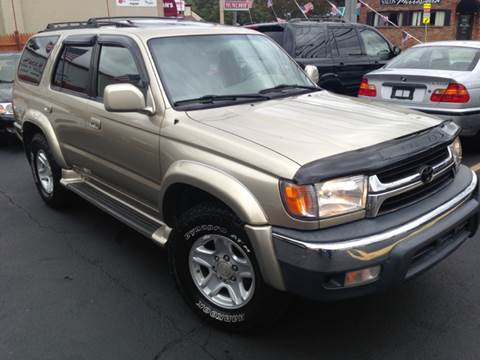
[{"x1": 419, "y1": 166, "x2": 434, "y2": 184}]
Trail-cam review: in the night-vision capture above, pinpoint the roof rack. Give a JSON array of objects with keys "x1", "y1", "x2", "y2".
[
  {"x1": 289, "y1": 16, "x2": 346, "y2": 23},
  {"x1": 42, "y1": 16, "x2": 184, "y2": 32}
]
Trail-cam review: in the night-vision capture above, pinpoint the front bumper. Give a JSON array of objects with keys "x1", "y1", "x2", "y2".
[
  {"x1": 0, "y1": 114, "x2": 15, "y2": 133},
  {"x1": 272, "y1": 167, "x2": 479, "y2": 301}
]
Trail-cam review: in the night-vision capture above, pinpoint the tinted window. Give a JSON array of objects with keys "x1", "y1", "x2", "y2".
[
  {"x1": 18, "y1": 36, "x2": 59, "y2": 85},
  {"x1": 53, "y1": 45, "x2": 93, "y2": 94},
  {"x1": 331, "y1": 27, "x2": 361, "y2": 56},
  {"x1": 358, "y1": 29, "x2": 390, "y2": 57},
  {"x1": 97, "y1": 46, "x2": 144, "y2": 98},
  {"x1": 294, "y1": 25, "x2": 328, "y2": 58}
]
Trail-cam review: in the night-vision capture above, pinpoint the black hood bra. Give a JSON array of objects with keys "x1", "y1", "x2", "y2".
[{"x1": 294, "y1": 121, "x2": 460, "y2": 185}]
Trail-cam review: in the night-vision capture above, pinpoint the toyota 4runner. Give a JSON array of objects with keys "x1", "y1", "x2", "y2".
[{"x1": 13, "y1": 17, "x2": 479, "y2": 331}]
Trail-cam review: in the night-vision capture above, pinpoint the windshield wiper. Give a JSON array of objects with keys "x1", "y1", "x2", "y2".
[
  {"x1": 259, "y1": 84, "x2": 319, "y2": 94},
  {"x1": 174, "y1": 94, "x2": 270, "y2": 107},
  {"x1": 0, "y1": 80, "x2": 14, "y2": 84}
]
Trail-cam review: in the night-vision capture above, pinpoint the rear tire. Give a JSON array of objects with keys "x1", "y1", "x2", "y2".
[
  {"x1": 169, "y1": 203, "x2": 288, "y2": 332},
  {"x1": 29, "y1": 133, "x2": 70, "y2": 209}
]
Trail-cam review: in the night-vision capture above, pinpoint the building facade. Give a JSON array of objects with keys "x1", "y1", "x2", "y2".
[
  {"x1": 0, "y1": 0, "x2": 166, "y2": 35},
  {"x1": 359, "y1": 0, "x2": 480, "y2": 47}
]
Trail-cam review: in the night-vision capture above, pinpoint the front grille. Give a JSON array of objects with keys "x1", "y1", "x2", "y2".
[
  {"x1": 378, "y1": 169, "x2": 454, "y2": 215},
  {"x1": 368, "y1": 145, "x2": 455, "y2": 217},
  {"x1": 377, "y1": 146, "x2": 450, "y2": 183}
]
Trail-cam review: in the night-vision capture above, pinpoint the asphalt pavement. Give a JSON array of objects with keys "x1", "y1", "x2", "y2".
[{"x1": 0, "y1": 139, "x2": 479, "y2": 360}]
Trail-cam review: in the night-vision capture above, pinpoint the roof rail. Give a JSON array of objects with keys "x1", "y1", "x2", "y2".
[
  {"x1": 41, "y1": 16, "x2": 187, "y2": 32},
  {"x1": 289, "y1": 16, "x2": 346, "y2": 23}
]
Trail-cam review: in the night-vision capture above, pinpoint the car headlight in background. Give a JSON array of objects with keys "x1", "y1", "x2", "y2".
[
  {"x1": 281, "y1": 175, "x2": 367, "y2": 219},
  {"x1": 315, "y1": 175, "x2": 367, "y2": 218},
  {"x1": 0, "y1": 102, "x2": 13, "y2": 115},
  {"x1": 449, "y1": 137, "x2": 462, "y2": 170}
]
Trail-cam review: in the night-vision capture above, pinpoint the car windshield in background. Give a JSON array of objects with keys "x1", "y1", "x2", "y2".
[
  {"x1": 0, "y1": 55, "x2": 19, "y2": 83},
  {"x1": 148, "y1": 34, "x2": 314, "y2": 109},
  {"x1": 386, "y1": 46, "x2": 480, "y2": 71}
]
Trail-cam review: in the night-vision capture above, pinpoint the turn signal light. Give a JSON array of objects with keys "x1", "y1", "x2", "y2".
[
  {"x1": 358, "y1": 78, "x2": 377, "y2": 97},
  {"x1": 280, "y1": 182, "x2": 317, "y2": 218},
  {"x1": 344, "y1": 266, "x2": 381, "y2": 287},
  {"x1": 430, "y1": 83, "x2": 470, "y2": 103}
]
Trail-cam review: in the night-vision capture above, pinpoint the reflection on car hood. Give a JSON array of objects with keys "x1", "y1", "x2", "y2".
[
  {"x1": 186, "y1": 91, "x2": 441, "y2": 166},
  {"x1": 0, "y1": 83, "x2": 13, "y2": 102}
]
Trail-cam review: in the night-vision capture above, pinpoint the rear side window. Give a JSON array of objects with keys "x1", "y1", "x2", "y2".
[
  {"x1": 18, "y1": 36, "x2": 59, "y2": 85},
  {"x1": 331, "y1": 27, "x2": 362, "y2": 56},
  {"x1": 53, "y1": 45, "x2": 93, "y2": 95},
  {"x1": 97, "y1": 46, "x2": 144, "y2": 98},
  {"x1": 294, "y1": 25, "x2": 329, "y2": 58},
  {"x1": 263, "y1": 31, "x2": 284, "y2": 45}
]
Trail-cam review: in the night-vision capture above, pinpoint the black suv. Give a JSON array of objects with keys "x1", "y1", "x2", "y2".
[{"x1": 247, "y1": 20, "x2": 400, "y2": 96}]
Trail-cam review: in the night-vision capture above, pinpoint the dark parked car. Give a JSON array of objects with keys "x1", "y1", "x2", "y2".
[
  {"x1": 246, "y1": 20, "x2": 400, "y2": 96},
  {"x1": 0, "y1": 52, "x2": 20, "y2": 143}
]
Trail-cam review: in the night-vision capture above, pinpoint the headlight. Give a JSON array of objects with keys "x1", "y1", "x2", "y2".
[
  {"x1": 280, "y1": 175, "x2": 367, "y2": 219},
  {"x1": 0, "y1": 102, "x2": 13, "y2": 115},
  {"x1": 449, "y1": 137, "x2": 462, "y2": 170},
  {"x1": 315, "y1": 175, "x2": 367, "y2": 218}
]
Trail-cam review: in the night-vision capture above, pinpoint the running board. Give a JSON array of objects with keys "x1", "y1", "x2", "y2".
[{"x1": 61, "y1": 175, "x2": 171, "y2": 246}]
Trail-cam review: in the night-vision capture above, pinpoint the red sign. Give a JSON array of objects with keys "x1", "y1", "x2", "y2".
[
  {"x1": 224, "y1": 0, "x2": 252, "y2": 11},
  {"x1": 164, "y1": 0, "x2": 178, "y2": 16}
]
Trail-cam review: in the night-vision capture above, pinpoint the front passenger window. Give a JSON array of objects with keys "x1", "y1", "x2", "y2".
[
  {"x1": 359, "y1": 29, "x2": 391, "y2": 57},
  {"x1": 97, "y1": 46, "x2": 144, "y2": 98}
]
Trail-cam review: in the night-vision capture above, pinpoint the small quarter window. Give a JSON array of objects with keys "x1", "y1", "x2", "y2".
[
  {"x1": 97, "y1": 46, "x2": 144, "y2": 98},
  {"x1": 18, "y1": 36, "x2": 59, "y2": 85},
  {"x1": 53, "y1": 45, "x2": 93, "y2": 95}
]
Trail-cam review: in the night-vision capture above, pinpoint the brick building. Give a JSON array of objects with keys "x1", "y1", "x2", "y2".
[{"x1": 358, "y1": 0, "x2": 480, "y2": 48}]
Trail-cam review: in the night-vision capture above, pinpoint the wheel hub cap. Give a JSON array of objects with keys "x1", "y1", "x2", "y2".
[
  {"x1": 35, "y1": 150, "x2": 54, "y2": 195},
  {"x1": 189, "y1": 234, "x2": 255, "y2": 309}
]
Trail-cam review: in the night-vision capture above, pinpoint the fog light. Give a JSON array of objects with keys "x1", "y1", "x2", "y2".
[{"x1": 344, "y1": 266, "x2": 381, "y2": 287}]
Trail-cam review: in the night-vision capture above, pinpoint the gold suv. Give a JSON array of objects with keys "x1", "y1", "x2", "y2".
[{"x1": 13, "y1": 17, "x2": 479, "y2": 331}]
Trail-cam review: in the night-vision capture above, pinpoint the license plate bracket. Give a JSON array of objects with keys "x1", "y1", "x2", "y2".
[{"x1": 391, "y1": 86, "x2": 414, "y2": 100}]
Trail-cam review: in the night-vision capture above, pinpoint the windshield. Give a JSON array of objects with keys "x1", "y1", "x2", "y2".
[
  {"x1": 386, "y1": 46, "x2": 480, "y2": 71},
  {"x1": 0, "y1": 55, "x2": 19, "y2": 83},
  {"x1": 148, "y1": 34, "x2": 314, "y2": 108}
]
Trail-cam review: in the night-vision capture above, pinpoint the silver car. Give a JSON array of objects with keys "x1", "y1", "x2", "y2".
[{"x1": 359, "y1": 41, "x2": 480, "y2": 136}]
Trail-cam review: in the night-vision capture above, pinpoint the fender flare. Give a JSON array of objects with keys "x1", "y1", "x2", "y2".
[
  {"x1": 22, "y1": 109, "x2": 68, "y2": 169},
  {"x1": 159, "y1": 161, "x2": 268, "y2": 225}
]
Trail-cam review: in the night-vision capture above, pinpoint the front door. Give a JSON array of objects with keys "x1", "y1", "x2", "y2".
[
  {"x1": 457, "y1": 14, "x2": 473, "y2": 40},
  {"x1": 329, "y1": 25, "x2": 371, "y2": 96},
  {"x1": 85, "y1": 36, "x2": 161, "y2": 209}
]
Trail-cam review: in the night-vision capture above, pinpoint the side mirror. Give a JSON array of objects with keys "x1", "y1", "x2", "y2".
[
  {"x1": 393, "y1": 46, "x2": 401, "y2": 56},
  {"x1": 104, "y1": 83, "x2": 153, "y2": 114},
  {"x1": 304, "y1": 65, "x2": 319, "y2": 84}
]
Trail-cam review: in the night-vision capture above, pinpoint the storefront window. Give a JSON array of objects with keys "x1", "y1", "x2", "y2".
[{"x1": 367, "y1": 10, "x2": 450, "y2": 27}]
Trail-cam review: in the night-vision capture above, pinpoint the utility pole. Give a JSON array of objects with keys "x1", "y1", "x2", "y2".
[
  {"x1": 344, "y1": 0, "x2": 357, "y2": 23},
  {"x1": 219, "y1": 0, "x2": 225, "y2": 24}
]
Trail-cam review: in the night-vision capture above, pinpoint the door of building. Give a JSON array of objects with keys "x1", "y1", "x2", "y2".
[{"x1": 457, "y1": 14, "x2": 473, "y2": 40}]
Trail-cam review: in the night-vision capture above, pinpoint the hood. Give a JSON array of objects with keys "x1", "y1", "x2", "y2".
[
  {"x1": 186, "y1": 91, "x2": 441, "y2": 165},
  {"x1": 0, "y1": 83, "x2": 13, "y2": 102}
]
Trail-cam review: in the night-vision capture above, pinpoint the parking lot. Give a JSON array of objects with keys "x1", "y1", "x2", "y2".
[{"x1": 0, "y1": 139, "x2": 478, "y2": 360}]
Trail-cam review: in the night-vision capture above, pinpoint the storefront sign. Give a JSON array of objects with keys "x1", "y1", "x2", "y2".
[
  {"x1": 380, "y1": 0, "x2": 439, "y2": 5},
  {"x1": 116, "y1": 0, "x2": 157, "y2": 7},
  {"x1": 224, "y1": 0, "x2": 252, "y2": 11}
]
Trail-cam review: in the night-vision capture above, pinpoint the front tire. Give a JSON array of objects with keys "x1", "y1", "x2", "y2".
[
  {"x1": 169, "y1": 203, "x2": 287, "y2": 332},
  {"x1": 29, "y1": 133, "x2": 70, "y2": 209}
]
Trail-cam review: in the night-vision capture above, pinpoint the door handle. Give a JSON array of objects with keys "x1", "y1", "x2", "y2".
[{"x1": 89, "y1": 117, "x2": 102, "y2": 130}]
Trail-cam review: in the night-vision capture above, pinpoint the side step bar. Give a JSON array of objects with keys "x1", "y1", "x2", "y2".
[{"x1": 61, "y1": 176, "x2": 171, "y2": 246}]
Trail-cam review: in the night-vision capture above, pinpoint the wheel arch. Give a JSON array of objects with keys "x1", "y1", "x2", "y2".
[
  {"x1": 160, "y1": 161, "x2": 268, "y2": 227},
  {"x1": 22, "y1": 110, "x2": 68, "y2": 169}
]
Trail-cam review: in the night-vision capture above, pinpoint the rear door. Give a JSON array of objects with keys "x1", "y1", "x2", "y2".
[{"x1": 329, "y1": 25, "x2": 371, "y2": 95}]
